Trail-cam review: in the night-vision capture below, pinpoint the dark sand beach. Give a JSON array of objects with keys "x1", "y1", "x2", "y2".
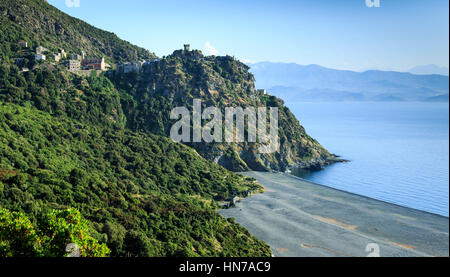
[{"x1": 219, "y1": 172, "x2": 449, "y2": 257}]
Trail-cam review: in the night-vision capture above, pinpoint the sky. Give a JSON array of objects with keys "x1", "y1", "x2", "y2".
[{"x1": 48, "y1": 0, "x2": 449, "y2": 72}]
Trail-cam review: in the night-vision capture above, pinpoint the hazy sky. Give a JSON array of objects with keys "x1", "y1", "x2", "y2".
[{"x1": 48, "y1": 0, "x2": 449, "y2": 72}]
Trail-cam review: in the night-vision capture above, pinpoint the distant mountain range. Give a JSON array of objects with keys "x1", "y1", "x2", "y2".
[
  {"x1": 409, "y1": 65, "x2": 449, "y2": 76},
  {"x1": 250, "y1": 62, "x2": 449, "y2": 102}
]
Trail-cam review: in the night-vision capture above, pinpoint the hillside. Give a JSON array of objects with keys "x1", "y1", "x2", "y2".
[
  {"x1": 0, "y1": 0, "x2": 337, "y2": 172},
  {"x1": 0, "y1": 0, "x2": 271, "y2": 257},
  {"x1": 110, "y1": 50, "x2": 338, "y2": 172},
  {"x1": 250, "y1": 62, "x2": 449, "y2": 102},
  {"x1": 0, "y1": 102, "x2": 269, "y2": 257},
  {"x1": 0, "y1": 0, "x2": 156, "y2": 64}
]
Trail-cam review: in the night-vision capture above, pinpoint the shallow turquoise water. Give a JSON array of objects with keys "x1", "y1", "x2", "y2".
[{"x1": 287, "y1": 102, "x2": 449, "y2": 217}]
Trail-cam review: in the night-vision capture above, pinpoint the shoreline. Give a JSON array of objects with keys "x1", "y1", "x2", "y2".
[
  {"x1": 282, "y1": 171, "x2": 449, "y2": 219},
  {"x1": 289, "y1": 154, "x2": 350, "y2": 172},
  {"x1": 220, "y1": 171, "x2": 449, "y2": 257}
]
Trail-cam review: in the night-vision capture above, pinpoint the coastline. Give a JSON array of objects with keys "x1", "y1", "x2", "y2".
[
  {"x1": 289, "y1": 154, "x2": 350, "y2": 172},
  {"x1": 219, "y1": 171, "x2": 449, "y2": 257},
  {"x1": 285, "y1": 171, "x2": 449, "y2": 220}
]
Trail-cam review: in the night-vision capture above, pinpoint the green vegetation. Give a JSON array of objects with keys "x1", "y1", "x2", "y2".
[
  {"x1": 110, "y1": 51, "x2": 334, "y2": 171},
  {"x1": 0, "y1": 63, "x2": 126, "y2": 128},
  {"x1": 0, "y1": 17, "x2": 270, "y2": 255},
  {"x1": 0, "y1": 0, "x2": 156, "y2": 64},
  {"x1": 0, "y1": 0, "x2": 335, "y2": 258},
  {"x1": 0, "y1": 101, "x2": 269, "y2": 257},
  {"x1": 0, "y1": 207, "x2": 109, "y2": 257}
]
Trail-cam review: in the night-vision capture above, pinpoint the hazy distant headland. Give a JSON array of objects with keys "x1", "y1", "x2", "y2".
[
  {"x1": 250, "y1": 62, "x2": 449, "y2": 102},
  {"x1": 409, "y1": 64, "x2": 449, "y2": 76}
]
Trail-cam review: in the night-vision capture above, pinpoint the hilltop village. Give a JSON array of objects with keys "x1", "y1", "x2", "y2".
[
  {"x1": 12, "y1": 39, "x2": 164, "y2": 75},
  {"x1": 12, "y1": 42, "x2": 268, "y2": 97}
]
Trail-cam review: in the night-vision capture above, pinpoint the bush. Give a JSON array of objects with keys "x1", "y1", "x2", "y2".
[{"x1": 0, "y1": 207, "x2": 110, "y2": 257}]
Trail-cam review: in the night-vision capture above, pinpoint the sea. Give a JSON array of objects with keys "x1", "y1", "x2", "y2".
[{"x1": 287, "y1": 102, "x2": 449, "y2": 217}]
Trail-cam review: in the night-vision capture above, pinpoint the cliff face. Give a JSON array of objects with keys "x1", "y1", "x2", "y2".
[{"x1": 110, "y1": 50, "x2": 337, "y2": 172}]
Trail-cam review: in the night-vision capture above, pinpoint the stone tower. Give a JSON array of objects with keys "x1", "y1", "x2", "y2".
[{"x1": 184, "y1": 44, "x2": 190, "y2": 52}]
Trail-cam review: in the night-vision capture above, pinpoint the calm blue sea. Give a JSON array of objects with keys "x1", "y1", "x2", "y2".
[{"x1": 287, "y1": 102, "x2": 449, "y2": 217}]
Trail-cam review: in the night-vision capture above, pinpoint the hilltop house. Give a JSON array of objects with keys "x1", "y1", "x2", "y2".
[
  {"x1": 67, "y1": 59, "x2": 81, "y2": 71},
  {"x1": 82, "y1": 57, "x2": 106, "y2": 70},
  {"x1": 142, "y1": 59, "x2": 161, "y2": 70},
  {"x1": 59, "y1": 49, "x2": 67, "y2": 58},
  {"x1": 35, "y1": 53, "x2": 46, "y2": 61},
  {"x1": 36, "y1": 46, "x2": 48, "y2": 55},
  {"x1": 72, "y1": 51, "x2": 85, "y2": 61},
  {"x1": 17, "y1": 40, "x2": 28, "y2": 48},
  {"x1": 51, "y1": 53, "x2": 61, "y2": 62},
  {"x1": 173, "y1": 45, "x2": 203, "y2": 60},
  {"x1": 72, "y1": 54, "x2": 82, "y2": 61},
  {"x1": 257, "y1": 89, "x2": 267, "y2": 95},
  {"x1": 116, "y1": 61, "x2": 144, "y2": 73},
  {"x1": 145, "y1": 58, "x2": 161, "y2": 64}
]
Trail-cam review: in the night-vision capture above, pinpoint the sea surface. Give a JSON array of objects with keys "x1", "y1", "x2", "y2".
[{"x1": 287, "y1": 102, "x2": 449, "y2": 217}]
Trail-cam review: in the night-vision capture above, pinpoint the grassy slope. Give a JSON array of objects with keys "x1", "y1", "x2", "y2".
[{"x1": 0, "y1": 102, "x2": 270, "y2": 257}]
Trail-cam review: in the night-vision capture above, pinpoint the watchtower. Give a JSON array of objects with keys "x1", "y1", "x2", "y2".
[{"x1": 184, "y1": 44, "x2": 190, "y2": 52}]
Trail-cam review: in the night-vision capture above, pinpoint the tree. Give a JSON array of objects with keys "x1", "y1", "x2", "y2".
[
  {"x1": 102, "y1": 220, "x2": 126, "y2": 256},
  {"x1": 0, "y1": 207, "x2": 110, "y2": 257},
  {"x1": 0, "y1": 207, "x2": 37, "y2": 257}
]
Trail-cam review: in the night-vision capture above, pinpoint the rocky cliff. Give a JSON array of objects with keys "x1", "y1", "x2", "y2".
[{"x1": 110, "y1": 49, "x2": 339, "y2": 172}]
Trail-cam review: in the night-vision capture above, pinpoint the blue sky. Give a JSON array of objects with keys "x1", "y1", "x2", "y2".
[{"x1": 48, "y1": 0, "x2": 449, "y2": 71}]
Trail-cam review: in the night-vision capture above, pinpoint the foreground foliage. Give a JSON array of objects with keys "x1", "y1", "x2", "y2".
[
  {"x1": 0, "y1": 58, "x2": 269, "y2": 257},
  {"x1": 0, "y1": 0, "x2": 325, "y2": 257},
  {"x1": 0, "y1": 103, "x2": 269, "y2": 257},
  {"x1": 0, "y1": 207, "x2": 109, "y2": 257}
]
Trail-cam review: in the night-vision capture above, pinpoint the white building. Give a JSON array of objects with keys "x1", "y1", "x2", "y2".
[
  {"x1": 35, "y1": 54, "x2": 46, "y2": 61},
  {"x1": 59, "y1": 49, "x2": 67, "y2": 58},
  {"x1": 51, "y1": 53, "x2": 61, "y2": 62},
  {"x1": 257, "y1": 89, "x2": 267, "y2": 95},
  {"x1": 36, "y1": 46, "x2": 48, "y2": 55},
  {"x1": 72, "y1": 54, "x2": 83, "y2": 61},
  {"x1": 144, "y1": 58, "x2": 160, "y2": 64},
  {"x1": 67, "y1": 60, "x2": 81, "y2": 71},
  {"x1": 116, "y1": 61, "x2": 143, "y2": 73},
  {"x1": 17, "y1": 41, "x2": 28, "y2": 48}
]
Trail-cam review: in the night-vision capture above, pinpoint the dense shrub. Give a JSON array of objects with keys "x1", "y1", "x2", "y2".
[{"x1": 0, "y1": 207, "x2": 109, "y2": 257}]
